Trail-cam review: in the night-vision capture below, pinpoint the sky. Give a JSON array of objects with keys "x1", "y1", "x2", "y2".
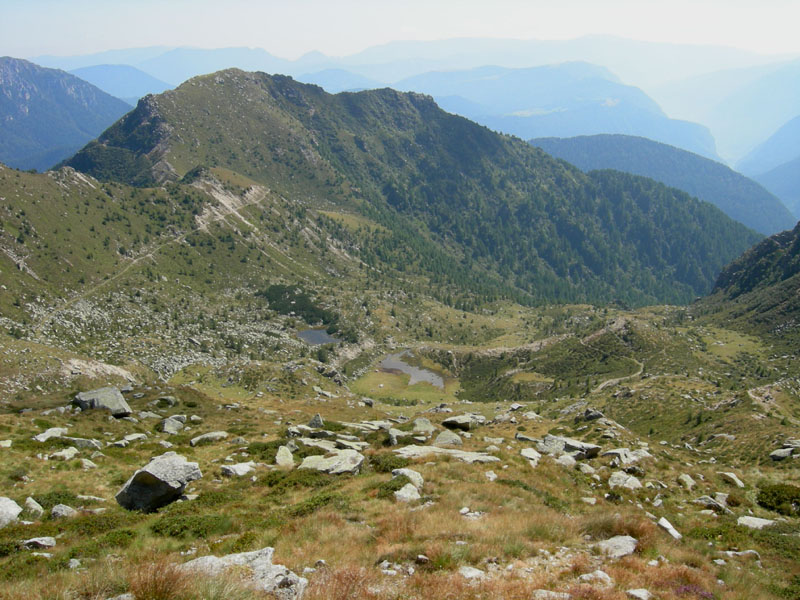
[{"x1": 2, "y1": 0, "x2": 799, "y2": 59}]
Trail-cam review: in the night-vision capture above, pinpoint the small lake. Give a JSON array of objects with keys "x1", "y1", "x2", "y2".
[
  {"x1": 379, "y1": 350, "x2": 444, "y2": 389},
  {"x1": 297, "y1": 328, "x2": 340, "y2": 345}
]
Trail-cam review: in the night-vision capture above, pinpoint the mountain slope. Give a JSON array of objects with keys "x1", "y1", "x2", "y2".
[
  {"x1": 737, "y1": 114, "x2": 800, "y2": 177},
  {"x1": 394, "y1": 63, "x2": 718, "y2": 159},
  {"x1": 64, "y1": 69, "x2": 759, "y2": 306},
  {"x1": 70, "y1": 64, "x2": 173, "y2": 105},
  {"x1": 700, "y1": 222, "x2": 800, "y2": 345},
  {"x1": 531, "y1": 134, "x2": 795, "y2": 235},
  {"x1": 756, "y1": 156, "x2": 800, "y2": 219},
  {"x1": 0, "y1": 57, "x2": 131, "y2": 171}
]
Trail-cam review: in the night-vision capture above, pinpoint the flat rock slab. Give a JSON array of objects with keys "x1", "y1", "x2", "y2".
[
  {"x1": 594, "y1": 535, "x2": 638, "y2": 558},
  {"x1": 116, "y1": 452, "x2": 202, "y2": 512},
  {"x1": 737, "y1": 516, "x2": 775, "y2": 530},
  {"x1": 537, "y1": 434, "x2": 600, "y2": 459},
  {"x1": 718, "y1": 472, "x2": 745, "y2": 488},
  {"x1": 298, "y1": 449, "x2": 365, "y2": 474},
  {"x1": 181, "y1": 547, "x2": 307, "y2": 600},
  {"x1": 33, "y1": 427, "x2": 68, "y2": 443},
  {"x1": 657, "y1": 517, "x2": 682, "y2": 540},
  {"x1": 393, "y1": 445, "x2": 500, "y2": 464},
  {"x1": 73, "y1": 387, "x2": 132, "y2": 417},
  {"x1": 608, "y1": 471, "x2": 642, "y2": 490},
  {"x1": 221, "y1": 462, "x2": 256, "y2": 477},
  {"x1": 190, "y1": 431, "x2": 228, "y2": 446}
]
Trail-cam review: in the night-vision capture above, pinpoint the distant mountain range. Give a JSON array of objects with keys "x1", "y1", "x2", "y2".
[
  {"x1": 737, "y1": 114, "x2": 800, "y2": 176},
  {"x1": 0, "y1": 57, "x2": 131, "y2": 171},
  {"x1": 530, "y1": 134, "x2": 795, "y2": 235},
  {"x1": 394, "y1": 63, "x2": 718, "y2": 160},
  {"x1": 69, "y1": 64, "x2": 172, "y2": 105},
  {"x1": 755, "y1": 157, "x2": 800, "y2": 219},
  {"x1": 63, "y1": 69, "x2": 759, "y2": 306}
]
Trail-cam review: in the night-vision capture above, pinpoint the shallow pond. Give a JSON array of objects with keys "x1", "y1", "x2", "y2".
[
  {"x1": 297, "y1": 328, "x2": 340, "y2": 345},
  {"x1": 379, "y1": 350, "x2": 444, "y2": 389}
]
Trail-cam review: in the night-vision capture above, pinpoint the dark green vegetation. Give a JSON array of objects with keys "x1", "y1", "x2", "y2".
[
  {"x1": 531, "y1": 134, "x2": 795, "y2": 235},
  {"x1": 0, "y1": 58, "x2": 131, "y2": 171},
  {"x1": 66, "y1": 69, "x2": 759, "y2": 306},
  {"x1": 699, "y1": 222, "x2": 800, "y2": 344}
]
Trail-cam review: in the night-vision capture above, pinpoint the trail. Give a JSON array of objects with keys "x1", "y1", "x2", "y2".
[{"x1": 591, "y1": 357, "x2": 644, "y2": 394}]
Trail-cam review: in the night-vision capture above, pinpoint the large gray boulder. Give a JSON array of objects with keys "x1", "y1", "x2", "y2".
[
  {"x1": 442, "y1": 414, "x2": 485, "y2": 431},
  {"x1": 73, "y1": 387, "x2": 132, "y2": 417},
  {"x1": 190, "y1": 431, "x2": 228, "y2": 447},
  {"x1": 536, "y1": 434, "x2": 600, "y2": 459},
  {"x1": 0, "y1": 497, "x2": 22, "y2": 529},
  {"x1": 181, "y1": 547, "x2": 306, "y2": 600},
  {"x1": 433, "y1": 430, "x2": 462, "y2": 446},
  {"x1": 115, "y1": 452, "x2": 202, "y2": 512},
  {"x1": 157, "y1": 418, "x2": 184, "y2": 435},
  {"x1": 298, "y1": 450, "x2": 364, "y2": 475},
  {"x1": 594, "y1": 535, "x2": 638, "y2": 558}
]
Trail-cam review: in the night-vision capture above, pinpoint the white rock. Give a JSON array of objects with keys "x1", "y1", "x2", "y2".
[
  {"x1": 190, "y1": 431, "x2": 228, "y2": 447},
  {"x1": 51, "y1": 504, "x2": 77, "y2": 519},
  {"x1": 737, "y1": 516, "x2": 775, "y2": 530},
  {"x1": 578, "y1": 569, "x2": 613, "y2": 586},
  {"x1": 393, "y1": 445, "x2": 500, "y2": 464},
  {"x1": 0, "y1": 498, "x2": 23, "y2": 528},
  {"x1": 608, "y1": 471, "x2": 642, "y2": 490},
  {"x1": 532, "y1": 591, "x2": 571, "y2": 599},
  {"x1": 657, "y1": 517, "x2": 682, "y2": 540},
  {"x1": 33, "y1": 428, "x2": 68, "y2": 443},
  {"x1": 221, "y1": 462, "x2": 256, "y2": 477},
  {"x1": 298, "y1": 450, "x2": 364, "y2": 475},
  {"x1": 433, "y1": 430, "x2": 462, "y2": 446},
  {"x1": 275, "y1": 446, "x2": 295, "y2": 468},
  {"x1": 392, "y1": 468, "x2": 423, "y2": 490},
  {"x1": 50, "y1": 447, "x2": 79, "y2": 461},
  {"x1": 718, "y1": 472, "x2": 745, "y2": 488},
  {"x1": 594, "y1": 535, "x2": 638, "y2": 558},
  {"x1": 485, "y1": 470, "x2": 498, "y2": 482},
  {"x1": 23, "y1": 537, "x2": 56, "y2": 549},
  {"x1": 627, "y1": 590, "x2": 652, "y2": 600},
  {"x1": 394, "y1": 483, "x2": 421, "y2": 503},
  {"x1": 24, "y1": 497, "x2": 44, "y2": 519},
  {"x1": 458, "y1": 565, "x2": 485, "y2": 580},
  {"x1": 116, "y1": 452, "x2": 202, "y2": 512}
]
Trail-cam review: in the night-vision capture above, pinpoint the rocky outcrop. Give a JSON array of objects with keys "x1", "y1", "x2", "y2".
[
  {"x1": 73, "y1": 387, "x2": 132, "y2": 417},
  {"x1": 298, "y1": 450, "x2": 364, "y2": 475},
  {"x1": 393, "y1": 445, "x2": 500, "y2": 464},
  {"x1": 115, "y1": 452, "x2": 202, "y2": 512},
  {"x1": 536, "y1": 434, "x2": 600, "y2": 459},
  {"x1": 0, "y1": 498, "x2": 22, "y2": 529},
  {"x1": 181, "y1": 547, "x2": 307, "y2": 599}
]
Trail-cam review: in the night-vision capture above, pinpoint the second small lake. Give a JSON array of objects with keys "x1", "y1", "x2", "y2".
[
  {"x1": 379, "y1": 350, "x2": 444, "y2": 389},
  {"x1": 297, "y1": 328, "x2": 340, "y2": 345}
]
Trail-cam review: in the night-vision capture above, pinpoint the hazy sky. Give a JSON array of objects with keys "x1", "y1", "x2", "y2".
[{"x1": 3, "y1": 0, "x2": 799, "y2": 59}]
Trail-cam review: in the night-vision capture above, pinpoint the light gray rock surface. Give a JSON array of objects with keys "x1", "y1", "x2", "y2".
[
  {"x1": 392, "y1": 468, "x2": 423, "y2": 490},
  {"x1": 442, "y1": 414, "x2": 485, "y2": 431},
  {"x1": 298, "y1": 450, "x2": 365, "y2": 475},
  {"x1": 608, "y1": 471, "x2": 642, "y2": 490},
  {"x1": 737, "y1": 516, "x2": 775, "y2": 530},
  {"x1": 536, "y1": 434, "x2": 600, "y2": 459},
  {"x1": 24, "y1": 497, "x2": 43, "y2": 519},
  {"x1": 394, "y1": 483, "x2": 421, "y2": 503},
  {"x1": 221, "y1": 462, "x2": 256, "y2": 477},
  {"x1": 115, "y1": 452, "x2": 202, "y2": 512},
  {"x1": 594, "y1": 535, "x2": 638, "y2": 558},
  {"x1": 657, "y1": 517, "x2": 682, "y2": 540},
  {"x1": 51, "y1": 504, "x2": 77, "y2": 519},
  {"x1": 0, "y1": 497, "x2": 22, "y2": 529},
  {"x1": 157, "y1": 418, "x2": 184, "y2": 435},
  {"x1": 275, "y1": 445, "x2": 294, "y2": 468},
  {"x1": 190, "y1": 431, "x2": 228, "y2": 446},
  {"x1": 73, "y1": 387, "x2": 132, "y2": 417},
  {"x1": 718, "y1": 472, "x2": 745, "y2": 488},
  {"x1": 393, "y1": 445, "x2": 500, "y2": 464},
  {"x1": 33, "y1": 427, "x2": 68, "y2": 443},
  {"x1": 181, "y1": 547, "x2": 307, "y2": 599},
  {"x1": 433, "y1": 430, "x2": 462, "y2": 446}
]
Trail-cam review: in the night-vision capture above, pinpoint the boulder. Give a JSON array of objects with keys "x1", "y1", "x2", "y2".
[
  {"x1": 275, "y1": 446, "x2": 294, "y2": 468},
  {"x1": 32, "y1": 427, "x2": 68, "y2": 443},
  {"x1": 298, "y1": 450, "x2": 364, "y2": 475},
  {"x1": 458, "y1": 565, "x2": 485, "y2": 580},
  {"x1": 393, "y1": 445, "x2": 500, "y2": 464},
  {"x1": 555, "y1": 454, "x2": 577, "y2": 468},
  {"x1": 23, "y1": 537, "x2": 56, "y2": 549},
  {"x1": 536, "y1": 434, "x2": 600, "y2": 459},
  {"x1": 73, "y1": 387, "x2": 131, "y2": 417},
  {"x1": 50, "y1": 447, "x2": 79, "y2": 461},
  {"x1": 578, "y1": 569, "x2": 613, "y2": 586},
  {"x1": 695, "y1": 495, "x2": 733, "y2": 515},
  {"x1": 61, "y1": 437, "x2": 103, "y2": 450},
  {"x1": 770, "y1": 447, "x2": 794, "y2": 461},
  {"x1": 594, "y1": 535, "x2": 638, "y2": 558},
  {"x1": 433, "y1": 430, "x2": 462, "y2": 446},
  {"x1": 521, "y1": 448, "x2": 542, "y2": 467},
  {"x1": 157, "y1": 418, "x2": 184, "y2": 435},
  {"x1": 51, "y1": 504, "x2": 77, "y2": 519},
  {"x1": 308, "y1": 414, "x2": 325, "y2": 429},
  {"x1": 24, "y1": 497, "x2": 43, "y2": 519},
  {"x1": 737, "y1": 516, "x2": 775, "y2": 530},
  {"x1": 582, "y1": 408, "x2": 605, "y2": 421},
  {"x1": 718, "y1": 472, "x2": 745, "y2": 488},
  {"x1": 657, "y1": 517, "x2": 682, "y2": 540},
  {"x1": 532, "y1": 592, "x2": 571, "y2": 600},
  {"x1": 412, "y1": 418, "x2": 435, "y2": 435},
  {"x1": 0, "y1": 497, "x2": 22, "y2": 529},
  {"x1": 602, "y1": 448, "x2": 653, "y2": 465},
  {"x1": 221, "y1": 462, "x2": 256, "y2": 477},
  {"x1": 190, "y1": 431, "x2": 228, "y2": 447},
  {"x1": 627, "y1": 590, "x2": 653, "y2": 600},
  {"x1": 442, "y1": 414, "x2": 485, "y2": 431},
  {"x1": 392, "y1": 468, "x2": 423, "y2": 490},
  {"x1": 677, "y1": 473, "x2": 696, "y2": 490},
  {"x1": 608, "y1": 471, "x2": 642, "y2": 490},
  {"x1": 181, "y1": 547, "x2": 307, "y2": 600},
  {"x1": 394, "y1": 483, "x2": 421, "y2": 503},
  {"x1": 115, "y1": 452, "x2": 202, "y2": 512}
]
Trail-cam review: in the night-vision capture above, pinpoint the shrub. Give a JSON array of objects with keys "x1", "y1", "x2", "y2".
[
  {"x1": 34, "y1": 489, "x2": 80, "y2": 511},
  {"x1": 150, "y1": 514, "x2": 234, "y2": 539},
  {"x1": 261, "y1": 468, "x2": 334, "y2": 493},
  {"x1": 372, "y1": 475, "x2": 411, "y2": 499},
  {"x1": 757, "y1": 483, "x2": 800, "y2": 516},
  {"x1": 288, "y1": 491, "x2": 345, "y2": 517},
  {"x1": 370, "y1": 453, "x2": 409, "y2": 473}
]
